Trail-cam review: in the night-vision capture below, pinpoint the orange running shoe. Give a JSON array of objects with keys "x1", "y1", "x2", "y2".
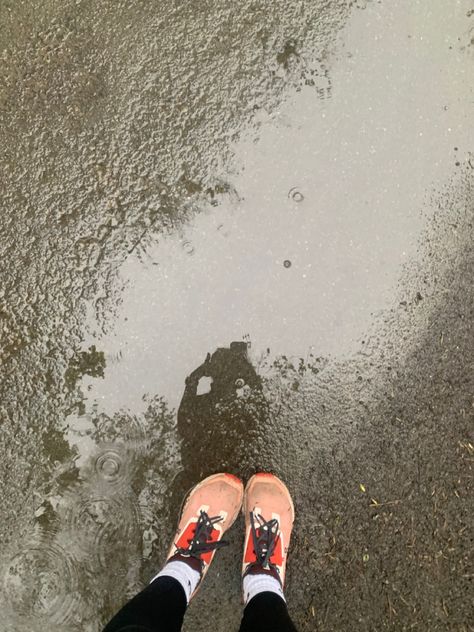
[
  {"x1": 242, "y1": 473, "x2": 295, "y2": 589},
  {"x1": 163, "y1": 472, "x2": 243, "y2": 599}
]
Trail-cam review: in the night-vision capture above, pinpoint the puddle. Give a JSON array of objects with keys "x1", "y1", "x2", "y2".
[{"x1": 76, "y1": 0, "x2": 471, "y2": 416}]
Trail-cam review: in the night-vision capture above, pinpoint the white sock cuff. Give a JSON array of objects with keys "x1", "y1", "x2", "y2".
[
  {"x1": 150, "y1": 560, "x2": 200, "y2": 604},
  {"x1": 243, "y1": 573, "x2": 286, "y2": 605}
]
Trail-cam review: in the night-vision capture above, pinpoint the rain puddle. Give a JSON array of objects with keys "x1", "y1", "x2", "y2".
[{"x1": 75, "y1": 0, "x2": 469, "y2": 416}]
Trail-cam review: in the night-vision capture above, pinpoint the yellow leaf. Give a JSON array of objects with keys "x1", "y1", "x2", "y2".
[{"x1": 359, "y1": 483, "x2": 366, "y2": 493}]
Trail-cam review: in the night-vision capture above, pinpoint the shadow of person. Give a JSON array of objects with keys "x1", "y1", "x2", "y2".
[{"x1": 173, "y1": 341, "x2": 269, "y2": 498}]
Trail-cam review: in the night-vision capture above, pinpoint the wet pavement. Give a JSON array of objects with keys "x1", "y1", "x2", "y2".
[{"x1": 1, "y1": 0, "x2": 473, "y2": 630}]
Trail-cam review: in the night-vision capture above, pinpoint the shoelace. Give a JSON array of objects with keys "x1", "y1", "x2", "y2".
[
  {"x1": 250, "y1": 511, "x2": 280, "y2": 568},
  {"x1": 175, "y1": 510, "x2": 228, "y2": 559}
]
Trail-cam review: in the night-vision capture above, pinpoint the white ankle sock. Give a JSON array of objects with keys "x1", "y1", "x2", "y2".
[
  {"x1": 243, "y1": 573, "x2": 286, "y2": 605},
  {"x1": 150, "y1": 560, "x2": 200, "y2": 603}
]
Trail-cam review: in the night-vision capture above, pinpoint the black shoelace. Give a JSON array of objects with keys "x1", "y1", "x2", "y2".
[
  {"x1": 175, "y1": 510, "x2": 228, "y2": 558},
  {"x1": 250, "y1": 511, "x2": 280, "y2": 568}
]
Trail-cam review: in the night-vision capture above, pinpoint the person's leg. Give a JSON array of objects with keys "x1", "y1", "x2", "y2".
[
  {"x1": 102, "y1": 576, "x2": 186, "y2": 632},
  {"x1": 101, "y1": 473, "x2": 244, "y2": 632},
  {"x1": 239, "y1": 591, "x2": 298, "y2": 632},
  {"x1": 239, "y1": 473, "x2": 299, "y2": 632}
]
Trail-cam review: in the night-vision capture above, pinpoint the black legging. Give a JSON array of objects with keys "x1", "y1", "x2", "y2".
[{"x1": 103, "y1": 576, "x2": 298, "y2": 632}]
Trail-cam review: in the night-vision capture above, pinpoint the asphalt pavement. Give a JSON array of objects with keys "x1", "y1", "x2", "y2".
[{"x1": 0, "y1": 1, "x2": 473, "y2": 630}]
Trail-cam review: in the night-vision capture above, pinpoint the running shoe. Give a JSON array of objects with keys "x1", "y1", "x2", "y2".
[
  {"x1": 166, "y1": 472, "x2": 244, "y2": 597},
  {"x1": 242, "y1": 473, "x2": 295, "y2": 586}
]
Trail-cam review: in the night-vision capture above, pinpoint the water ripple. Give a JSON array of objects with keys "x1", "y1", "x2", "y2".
[
  {"x1": 93, "y1": 446, "x2": 133, "y2": 490},
  {"x1": 3, "y1": 539, "x2": 81, "y2": 626},
  {"x1": 288, "y1": 186, "x2": 304, "y2": 203},
  {"x1": 66, "y1": 495, "x2": 141, "y2": 570}
]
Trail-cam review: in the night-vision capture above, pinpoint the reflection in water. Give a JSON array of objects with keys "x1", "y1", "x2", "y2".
[{"x1": 177, "y1": 342, "x2": 269, "y2": 490}]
